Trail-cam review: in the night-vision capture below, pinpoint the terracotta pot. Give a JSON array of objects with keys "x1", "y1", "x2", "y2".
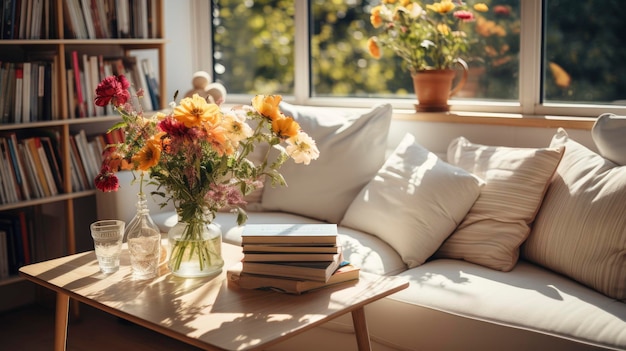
[{"x1": 411, "y1": 59, "x2": 469, "y2": 112}]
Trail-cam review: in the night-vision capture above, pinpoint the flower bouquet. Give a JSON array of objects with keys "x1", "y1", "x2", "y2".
[{"x1": 93, "y1": 75, "x2": 319, "y2": 277}]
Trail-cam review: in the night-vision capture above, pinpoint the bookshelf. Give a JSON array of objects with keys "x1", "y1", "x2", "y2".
[{"x1": 0, "y1": 0, "x2": 166, "y2": 309}]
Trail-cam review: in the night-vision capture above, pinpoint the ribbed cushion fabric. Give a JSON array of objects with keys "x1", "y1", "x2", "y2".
[
  {"x1": 522, "y1": 128, "x2": 626, "y2": 300},
  {"x1": 435, "y1": 136, "x2": 564, "y2": 271},
  {"x1": 341, "y1": 133, "x2": 483, "y2": 268}
]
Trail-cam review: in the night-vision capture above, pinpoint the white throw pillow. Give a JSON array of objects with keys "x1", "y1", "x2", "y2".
[
  {"x1": 340, "y1": 133, "x2": 483, "y2": 268},
  {"x1": 261, "y1": 102, "x2": 393, "y2": 224},
  {"x1": 522, "y1": 128, "x2": 626, "y2": 300},
  {"x1": 435, "y1": 137, "x2": 564, "y2": 271},
  {"x1": 591, "y1": 112, "x2": 626, "y2": 165}
]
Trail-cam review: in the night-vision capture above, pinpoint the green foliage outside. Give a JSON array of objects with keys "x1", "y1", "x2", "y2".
[{"x1": 544, "y1": 0, "x2": 626, "y2": 104}]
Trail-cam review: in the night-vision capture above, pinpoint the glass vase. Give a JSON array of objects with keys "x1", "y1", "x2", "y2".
[
  {"x1": 167, "y1": 214, "x2": 224, "y2": 278},
  {"x1": 125, "y1": 193, "x2": 162, "y2": 280}
]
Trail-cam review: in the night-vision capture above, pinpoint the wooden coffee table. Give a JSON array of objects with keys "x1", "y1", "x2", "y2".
[{"x1": 19, "y1": 242, "x2": 408, "y2": 351}]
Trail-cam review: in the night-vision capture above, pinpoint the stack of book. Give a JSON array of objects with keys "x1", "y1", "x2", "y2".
[{"x1": 228, "y1": 223, "x2": 360, "y2": 294}]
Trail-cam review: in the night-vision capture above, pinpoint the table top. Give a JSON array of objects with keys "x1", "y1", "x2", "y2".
[{"x1": 19, "y1": 242, "x2": 409, "y2": 351}]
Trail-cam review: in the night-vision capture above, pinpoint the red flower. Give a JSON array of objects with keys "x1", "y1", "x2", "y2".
[
  {"x1": 94, "y1": 75, "x2": 131, "y2": 107},
  {"x1": 158, "y1": 115, "x2": 190, "y2": 138},
  {"x1": 94, "y1": 165, "x2": 120, "y2": 192}
]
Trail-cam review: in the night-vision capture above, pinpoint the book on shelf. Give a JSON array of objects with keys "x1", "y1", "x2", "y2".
[
  {"x1": 241, "y1": 223, "x2": 338, "y2": 245},
  {"x1": 71, "y1": 51, "x2": 87, "y2": 117},
  {"x1": 0, "y1": 133, "x2": 31, "y2": 200},
  {"x1": 0, "y1": 212, "x2": 29, "y2": 274},
  {"x1": 228, "y1": 261, "x2": 359, "y2": 294},
  {"x1": 0, "y1": 137, "x2": 20, "y2": 202},
  {"x1": 13, "y1": 64, "x2": 23, "y2": 123},
  {"x1": 0, "y1": 230, "x2": 9, "y2": 279},
  {"x1": 3, "y1": 63, "x2": 16, "y2": 123},
  {"x1": 18, "y1": 142, "x2": 43, "y2": 198},
  {"x1": 241, "y1": 250, "x2": 344, "y2": 282},
  {"x1": 242, "y1": 243, "x2": 340, "y2": 254},
  {"x1": 69, "y1": 135, "x2": 89, "y2": 191},
  {"x1": 40, "y1": 135, "x2": 64, "y2": 193},
  {"x1": 22, "y1": 137, "x2": 52, "y2": 197}
]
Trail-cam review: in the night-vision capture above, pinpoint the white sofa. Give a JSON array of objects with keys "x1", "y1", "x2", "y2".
[{"x1": 97, "y1": 106, "x2": 626, "y2": 351}]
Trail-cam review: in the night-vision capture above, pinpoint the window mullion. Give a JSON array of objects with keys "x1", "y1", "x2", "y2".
[
  {"x1": 294, "y1": 0, "x2": 309, "y2": 104},
  {"x1": 519, "y1": 0, "x2": 542, "y2": 115}
]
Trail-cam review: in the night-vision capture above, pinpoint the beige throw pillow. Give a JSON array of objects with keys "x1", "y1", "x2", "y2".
[
  {"x1": 522, "y1": 128, "x2": 626, "y2": 300},
  {"x1": 435, "y1": 136, "x2": 564, "y2": 271},
  {"x1": 341, "y1": 133, "x2": 483, "y2": 268}
]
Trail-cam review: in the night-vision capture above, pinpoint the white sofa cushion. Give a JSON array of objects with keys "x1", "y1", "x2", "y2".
[
  {"x1": 523, "y1": 128, "x2": 626, "y2": 300},
  {"x1": 341, "y1": 133, "x2": 483, "y2": 268},
  {"x1": 261, "y1": 103, "x2": 393, "y2": 224},
  {"x1": 592, "y1": 112, "x2": 626, "y2": 165},
  {"x1": 435, "y1": 137, "x2": 564, "y2": 271},
  {"x1": 269, "y1": 259, "x2": 626, "y2": 351}
]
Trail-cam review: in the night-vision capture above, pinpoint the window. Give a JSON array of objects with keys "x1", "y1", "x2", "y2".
[
  {"x1": 209, "y1": 0, "x2": 626, "y2": 117},
  {"x1": 543, "y1": 0, "x2": 626, "y2": 106}
]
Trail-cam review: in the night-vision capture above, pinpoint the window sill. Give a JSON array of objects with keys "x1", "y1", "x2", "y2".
[{"x1": 392, "y1": 110, "x2": 596, "y2": 130}]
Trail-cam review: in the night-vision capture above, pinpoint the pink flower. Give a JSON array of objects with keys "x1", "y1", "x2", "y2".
[
  {"x1": 494, "y1": 5, "x2": 511, "y2": 17},
  {"x1": 453, "y1": 10, "x2": 475, "y2": 21},
  {"x1": 94, "y1": 75, "x2": 130, "y2": 107}
]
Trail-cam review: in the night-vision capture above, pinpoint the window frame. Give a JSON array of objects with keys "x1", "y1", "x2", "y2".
[{"x1": 195, "y1": 0, "x2": 626, "y2": 119}]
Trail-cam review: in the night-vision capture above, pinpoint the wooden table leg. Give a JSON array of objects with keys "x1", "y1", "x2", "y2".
[
  {"x1": 351, "y1": 307, "x2": 372, "y2": 351},
  {"x1": 54, "y1": 293, "x2": 70, "y2": 351}
]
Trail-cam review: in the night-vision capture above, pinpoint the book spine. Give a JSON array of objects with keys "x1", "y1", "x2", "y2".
[
  {"x1": 71, "y1": 51, "x2": 86, "y2": 117},
  {"x1": 0, "y1": 230, "x2": 9, "y2": 279}
]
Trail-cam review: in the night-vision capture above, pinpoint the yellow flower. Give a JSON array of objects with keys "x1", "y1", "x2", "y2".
[
  {"x1": 174, "y1": 93, "x2": 221, "y2": 128},
  {"x1": 427, "y1": 0, "x2": 455, "y2": 14},
  {"x1": 132, "y1": 137, "x2": 162, "y2": 171},
  {"x1": 272, "y1": 115, "x2": 300, "y2": 139},
  {"x1": 473, "y1": 3, "x2": 488, "y2": 12},
  {"x1": 370, "y1": 6, "x2": 383, "y2": 28},
  {"x1": 252, "y1": 94, "x2": 282, "y2": 120},
  {"x1": 400, "y1": 0, "x2": 411, "y2": 7},
  {"x1": 437, "y1": 23, "x2": 450, "y2": 35},
  {"x1": 368, "y1": 37, "x2": 381, "y2": 59}
]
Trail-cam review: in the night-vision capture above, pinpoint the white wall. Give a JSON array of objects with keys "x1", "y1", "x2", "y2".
[{"x1": 164, "y1": 0, "x2": 196, "y2": 102}]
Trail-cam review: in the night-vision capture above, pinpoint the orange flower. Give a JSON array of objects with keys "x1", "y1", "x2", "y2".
[
  {"x1": 549, "y1": 62, "x2": 571, "y2": 88},
  {"x1": 272, "y1": 115, "x2": 300, "y2": 139},
  {"x1": 368, "y1": 37, "x2": 381, "y2": 59},
  {"x1": 252, "y1": 95, "x2": 282, "y2": 120},
  {"x1": 132, "y1": 137, "x2": 162, "y2": 171},
  {"x1": 370, "y1": 6, "x2": 383, "y2": 28},
  {"x1": 174, "y1": 94, "x2": 222, "y2": 128}
]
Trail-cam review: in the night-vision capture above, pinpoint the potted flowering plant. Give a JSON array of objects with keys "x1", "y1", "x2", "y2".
[
  {"x1": 93, "y1": 75, "x2": 319, "y2": 277},
  {"x1": 367, "y1": 0, "x2": 488, "y2": 111}
]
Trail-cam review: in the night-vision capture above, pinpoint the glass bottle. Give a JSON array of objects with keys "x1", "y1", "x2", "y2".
[{"x1": 125, "y1": 192, "x2": 162, "y2": 280}]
